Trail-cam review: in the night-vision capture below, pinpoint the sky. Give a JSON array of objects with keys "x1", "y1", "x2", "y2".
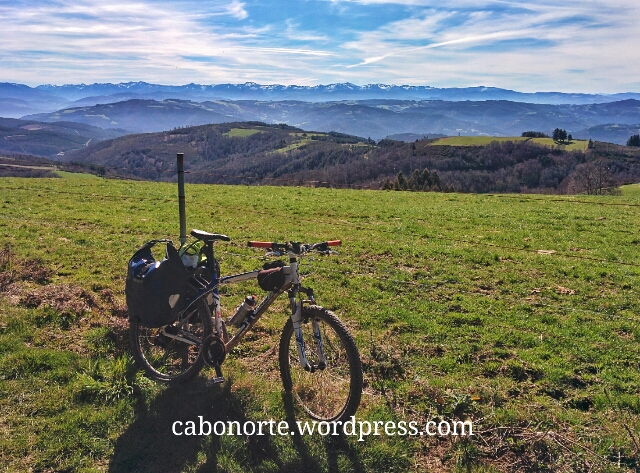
[{"x1": 1, "y1": 0, "x2": 639, "y2": 93}]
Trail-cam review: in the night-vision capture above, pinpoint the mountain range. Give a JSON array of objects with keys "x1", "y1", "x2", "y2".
[
  {"x1": 3, "y1": 81, "x2": 640, "y2": 119},
  {"x1": 20, "y1": 98, "x2": 640, "y2": 144}
]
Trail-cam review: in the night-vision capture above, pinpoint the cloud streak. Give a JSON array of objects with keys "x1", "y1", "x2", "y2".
[
  {"x1": 348, "y1": 31, "x2": 524, "y2": 67},
  {"x1": 0, "y1": 0, "x2": 638, "y2": 92}
]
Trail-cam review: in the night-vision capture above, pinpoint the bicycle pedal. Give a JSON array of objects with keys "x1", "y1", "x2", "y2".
[{"x1": 207, "y1": 376, "x2": 225, "y2": 386}]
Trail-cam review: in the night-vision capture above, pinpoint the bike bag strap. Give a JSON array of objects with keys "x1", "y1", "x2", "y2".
[{"x1": 262, "y1": 260, "x2": 285, "y2": 270}]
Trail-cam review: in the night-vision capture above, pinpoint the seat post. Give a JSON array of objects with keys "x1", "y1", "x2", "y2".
[{"x1": 204, "y1": 241, "x2": 214, "y2": 270}]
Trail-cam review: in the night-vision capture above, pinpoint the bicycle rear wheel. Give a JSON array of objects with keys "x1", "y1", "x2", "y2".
[
  {"x1": 279, "y1": 305, "x2": 362, "y2": 423},
  {"x1": 129, "y1": 299, "x2": 213, "y2": 383}
]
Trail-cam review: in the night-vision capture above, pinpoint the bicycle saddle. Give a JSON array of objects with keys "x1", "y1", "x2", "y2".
[{"x1": 190, "y1": 229, "x2": 231, "y2": 242}]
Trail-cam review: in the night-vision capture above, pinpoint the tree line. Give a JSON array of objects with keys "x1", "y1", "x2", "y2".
[{"x1": 381, "y1": 168, "x2": 444, "y2": 191}]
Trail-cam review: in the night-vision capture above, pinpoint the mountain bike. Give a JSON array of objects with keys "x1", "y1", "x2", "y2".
[{"x1": 129, "y1": 229, "x2": 362, "y2": 423}]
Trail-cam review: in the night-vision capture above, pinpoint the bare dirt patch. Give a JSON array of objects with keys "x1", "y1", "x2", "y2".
[{"x1": 1, "y1": 248, "x2": 130, "y2": 356}]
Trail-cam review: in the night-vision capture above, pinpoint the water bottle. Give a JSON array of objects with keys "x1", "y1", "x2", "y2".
[{"x1": 228, "y1": 295, "x2": 257, "y2": 327}]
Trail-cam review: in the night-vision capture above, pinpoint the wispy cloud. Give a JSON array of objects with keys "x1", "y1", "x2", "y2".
[
  {"x1": 225, "y1": 0, "x2": 248, "y2": 20},
  {"x1": 0, "y1": 0, "x2": 337, "y2": 85},
  {"x1": 336, "y1": 0, "x2": 640, "y2": 91},
  {"x1": 348, "y1": 31, "x2": 523, "y2": 67},
  {"x1": 0, "y1": 0, "x2": 638, "y2": 92}
]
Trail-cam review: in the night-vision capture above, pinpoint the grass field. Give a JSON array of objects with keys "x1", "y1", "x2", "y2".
[
  {"x1": 273, "y1": 133, "x2": 330, "y2": 153},
  {"x1": 223, "y1": 128, "x2": 264, "y2": 138},
  {"x1": 621, "y1": 183, "x2": 640, "y2": 197},
  {"x1": 1, "y1": 177, "x2": 639, "y2": 472},
  {"x1": 54, "y1": 170, "x2": 101, "y2": 179},
  {"x1": 431, "y1": 136, "x2": 589, "y2": 151}
]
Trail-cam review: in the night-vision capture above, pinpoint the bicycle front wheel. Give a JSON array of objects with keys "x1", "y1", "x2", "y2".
[
  {"x1": 279, "y1": 305, "x2": 362, "y2": 423},
  {"x1": 129, "y1": 299, "x2": 213, "y2": 383}
]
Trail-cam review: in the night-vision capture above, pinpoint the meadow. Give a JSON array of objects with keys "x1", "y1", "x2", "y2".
[
  {"x1": 431, "y1": 136, "x2": 589, "y2": 151},
  {"x1": 1, "y1": 175, "x2": 639, "y2": 472}
]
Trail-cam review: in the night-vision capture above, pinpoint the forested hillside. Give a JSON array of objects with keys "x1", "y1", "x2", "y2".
[
  {"x1": 0, "y1": 118, "x2": 127, "y2": 158},
  {"x1": 66, "y1": 122, "x2": 640, "y2": 194}
]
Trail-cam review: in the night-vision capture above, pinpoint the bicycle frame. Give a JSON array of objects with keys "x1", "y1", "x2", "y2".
[{"x1": 176, "y1": 245, "x2": 324, "y2": 372}]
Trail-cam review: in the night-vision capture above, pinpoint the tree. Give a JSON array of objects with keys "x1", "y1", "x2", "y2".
[
  {"x1": 627, "y1": 134, "x2": 640, "y2": 147},
  {"x1": 430, "y1": 171, "x2": 441, "y2": 190},
  {"x1": 420, "y1": 168, "x2": 432, "y2": 190},
  {"x1": 521, "y1": 131, "x2": 549, "y2": 138},
  {"x1": 571, "y1": 159, "x2": 614, "y2": 195},
  {"x1": 394, "y1": 171, "x2": 407, "y2": 190},
  {"x1": 588, "y1": 139, "x2": 594, "y2": 149},
  {"x1": 567, "y1": 134, "x2": 573, "y2": 142},
  {"x1": 552, "y1": 128, "x2": 567, "y2": 142},
  {"x1": 408, "y1": 169, "x2": 422, "y2": 190}
]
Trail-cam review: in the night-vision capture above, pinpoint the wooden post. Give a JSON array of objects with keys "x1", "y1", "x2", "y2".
[{"x1": 177, "y1": 153, "x2": 186, "y2": 246}]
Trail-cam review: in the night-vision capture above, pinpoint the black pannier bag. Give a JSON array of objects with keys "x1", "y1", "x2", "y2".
[
  {"x1": 125, "y1": 240, "x2": 188, "y2": 327},
  {"x1": 257, "y1": 260, "x2": 286, "y2": 292}
]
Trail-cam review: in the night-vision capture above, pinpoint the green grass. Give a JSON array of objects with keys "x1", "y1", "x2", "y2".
[
  {"x1": 272, "y1": 139, "x2": 312, "y2": 153},
  {"x1": 431, "y1": 136, "x2": 589, "y2": 151},
  {"x1": 530, "y1": 137, "x2": 589, "y2": 151},
  {"x1": 431, "y1": 136, "x2": 531, "y2": 146},
  {"x1": 55, "y1": 170, "x2": 101, "y2": 179},
  {"x1": 1, "y1": 177, "x2": 639, "y2": 472},
  {"x1": 223, "y1": 128, "x2": 264, "y2": 138},
  {"x1": 272, "y1": 133, "x2": 330, "y2": 153},
  {"x1": 620, "y1": 183, "x2": 640, "y2": 196}
]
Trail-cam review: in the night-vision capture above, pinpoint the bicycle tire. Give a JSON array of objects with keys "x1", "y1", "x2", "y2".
[
  {"x1": 279, "y1": 305, "x2": 362, "y2": 423},
  {"x1": 129, "y1": 298, "x2": 213, "y2": 383}
]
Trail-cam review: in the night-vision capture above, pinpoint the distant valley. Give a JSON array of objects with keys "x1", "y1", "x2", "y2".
[{"x1": 0, "y1": 118, "x2": 127, "y2": 158}]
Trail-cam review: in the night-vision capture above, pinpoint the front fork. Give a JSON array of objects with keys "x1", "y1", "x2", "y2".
[{"x1": 289, "y1": 287, "x2": 327, "y2": 372}]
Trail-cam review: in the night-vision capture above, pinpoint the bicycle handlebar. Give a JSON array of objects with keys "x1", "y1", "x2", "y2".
[
  {"x1": 247, "y1": 241, "x2": 274, "y2": 248},
  {"x1": 247, "y1": 240, "x2": 342, "y2": 254}
]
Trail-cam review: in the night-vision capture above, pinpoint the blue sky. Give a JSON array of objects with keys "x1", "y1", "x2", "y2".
[{"x1": 1, "y1": 0, "x2": 639, "y2": 93}]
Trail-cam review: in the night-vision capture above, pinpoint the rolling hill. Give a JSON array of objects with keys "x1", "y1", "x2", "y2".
[
  {"x1": 0, "y1": 118, "x2": 127, "y2": 159},
  {"x1": 64, "y1": 122, "x2": 640, "y2": 194}
]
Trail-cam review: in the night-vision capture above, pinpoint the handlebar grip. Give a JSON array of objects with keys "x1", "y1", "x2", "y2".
[
  {"x1": 247, "y1": 241, "x2": 274, "y2": 248},
  {"x1": 326, "y1": 240, "x2": 342, "y2": 246}
]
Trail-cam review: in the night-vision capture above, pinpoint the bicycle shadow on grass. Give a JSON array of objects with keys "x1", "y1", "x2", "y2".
[
  {"x1": 109, "y1": 376, "x2": 365, "y2": 473},
  {"x1": 109, "y1": 376, "x2": 244, "y2": 473},
  {"x1": 278, "y1": 392, "x2": 366, "y2": 473}
]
